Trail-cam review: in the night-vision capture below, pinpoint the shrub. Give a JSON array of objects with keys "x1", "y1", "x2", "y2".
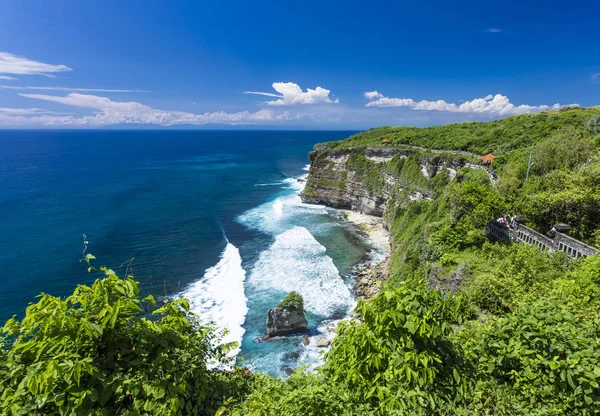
[
  {"x1": 321, "y1": 282, "x2": 468, "y2": 413},
  {"x1": 0, "y1": 264, "x2": 246, "y2": 415},
  {"x1": 277, "y1": 291, "x2": 304, "y2": 311}
]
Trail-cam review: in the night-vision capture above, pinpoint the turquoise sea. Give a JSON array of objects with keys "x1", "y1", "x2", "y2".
[{"x1": 0, "y1": 130, "x2": 384, "y2": 375}]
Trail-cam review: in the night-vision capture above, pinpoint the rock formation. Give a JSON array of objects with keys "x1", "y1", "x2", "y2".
[
  {"x1": 300, "y1": 148, "x2": 467, "y2": 217},
  {"x1": 266, "y1": 292, "x2": 308, "y2": 337}
]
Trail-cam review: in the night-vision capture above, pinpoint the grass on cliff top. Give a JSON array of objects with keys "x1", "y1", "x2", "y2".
[{"x1": 319, "y1": 106, "x2": 600, "y2": 156}]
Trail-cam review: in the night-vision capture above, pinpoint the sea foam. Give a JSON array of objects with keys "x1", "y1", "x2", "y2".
[
  {"x1": 248, "y1": 226, "x2": 353, "y2": 317},
  {"x1": 181, "y1": 242, "x2": 248, "y2": 357},
  {"x1": 237, "y1": 193, "x2": 326, "y2": 236}
]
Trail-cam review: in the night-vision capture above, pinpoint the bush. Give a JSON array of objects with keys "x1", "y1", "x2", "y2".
[
  {"x1": 0, "y1": 264, "x2": 247, "y2": 415},
  {"x1": 458, "y1": 299, "x2": 600, "y2": 415},
  {"x1": 277, "y1": 291, "x2": 304, "y2": 311},
  {"x1": 321, "y1": 282, "x2": 468, "y2": 413}
]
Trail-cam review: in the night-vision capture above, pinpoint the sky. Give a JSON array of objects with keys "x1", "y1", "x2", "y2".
[{"x1": 0, "y1": 0, "x2": 599, "y2": 129}]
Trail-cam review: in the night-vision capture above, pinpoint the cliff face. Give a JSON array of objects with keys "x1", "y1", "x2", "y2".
[{"x1": 301, "y1": 147, "x2": 468, "y2": 217}]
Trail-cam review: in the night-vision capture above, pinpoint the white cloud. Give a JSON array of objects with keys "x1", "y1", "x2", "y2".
[
  {"x1": 364, "y1": 91, "x2": 383, "y2": 100},
  {"x1": 243, "y1": 91, "x2": 282, "y2": 98},
  {"x1": 0, "y1": 107, "x2": 72, "y2": 116},
  {"x1": 0, "y1": 75, "x2": 16, "y2": 80},
  {"x1": 592, "y1": 73, "x2": 600, "y2": 83},
  {"x1": 1, "y1": 93, "x2": 294, "y2": 126},
  {"x1": 365, "y1": 92, "x2": 578, "y2": 116},
  {"x1": 485, "y1": 28, "x2": 503, "y2": 33},
  {"x1": 0, "y1": 52, "x2": 72, "y2": 77},
  {"x1": 0, "y1": 86, "x2": 149, "y2": 92},
  {"x1": 244, "y1": 82, "x2": 339, "y2": 105}
]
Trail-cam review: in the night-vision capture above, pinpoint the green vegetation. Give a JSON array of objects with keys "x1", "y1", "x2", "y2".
[
  {"x1": 316, "y1": 178, "x2": 347, "y2": 190},
  {"x1": 0, "y1": 261, "x2": 255, "y2": 415},
  {"x1": 2, "y1": 108, "x2": 600, "y2": 415},
  {"x1": 277, "y1": 291, "x2": 304, "y2": 311},
  {"x1": 322, "y1": 106, "x2": 600, "y2": 155}
]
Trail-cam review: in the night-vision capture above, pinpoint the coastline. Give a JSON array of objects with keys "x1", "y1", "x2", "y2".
[
  {"x1": 339, "y1": 210, "x2": 391, "y2": 299},
  {"x1": 340, "y1": 210, "x2": 391, "y2": 253}
]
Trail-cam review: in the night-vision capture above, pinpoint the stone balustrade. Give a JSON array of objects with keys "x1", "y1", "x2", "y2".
[{"x1": 485, "y1": 221, "x2": 597, "y2": 259}]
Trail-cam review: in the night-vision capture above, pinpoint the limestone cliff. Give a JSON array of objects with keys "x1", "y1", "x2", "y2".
[{"x1": 301, "y1": 147, "x2": 469, "y2": 218}]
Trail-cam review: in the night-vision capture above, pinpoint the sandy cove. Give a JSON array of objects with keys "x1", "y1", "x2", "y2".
[
  {"x1": 340, "y1": 210, "x2": 391, "y2": 253},
  {"x1": 340, "y1": 210, "x2": 391, "y2": 299}
]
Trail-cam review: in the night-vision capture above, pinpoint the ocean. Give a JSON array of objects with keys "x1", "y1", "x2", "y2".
[{"x1": 0, "y1": 130, "x2": 383, "y2": 376}]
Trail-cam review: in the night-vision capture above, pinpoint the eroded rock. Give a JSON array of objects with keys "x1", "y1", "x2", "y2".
[{"x1": 266, "y1": 292, "x2": 308, "y2": 337}]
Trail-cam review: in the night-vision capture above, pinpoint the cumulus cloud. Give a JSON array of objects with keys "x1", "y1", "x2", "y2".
[
  {"x1": 244, "y1": 82, "x2": 339, "y2": 105},
  {"x1": 364, "y1": 91, "x2": 383, "y2": 100},
  {"x1": 0, "y1": 93, "x2": 294, "y2": 126},
  {"x1": 0, "y1": 85, "x2": 149, "y2": 92},
  {"x1": 365, "y1": 92, "x2": 578, "y2": 116},
  {"x1": 0, "y1": 52, "x2": 72, "y2": 77}
]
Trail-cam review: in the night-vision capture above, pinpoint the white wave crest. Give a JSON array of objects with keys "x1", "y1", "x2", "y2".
[
  {"x1": 237, "y1": 193, "x2": 326, "y2": 235},
  {"x1": 248, "y1": 226, "x2": 353, "y2": 316},
  {"x1": 181, "y1": 242, "x2": 248, "y2": 357},
  {"x1": 254, "y1": 182, "x2": 283, "y2": 187},
  {"x1": 272, "y1": 198, "x2": 284, "y2": 217}
]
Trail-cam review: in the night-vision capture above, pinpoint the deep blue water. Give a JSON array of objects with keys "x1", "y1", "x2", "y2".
[{"x1": 0, "y1": 130, "x2": 379, "y2": 375}]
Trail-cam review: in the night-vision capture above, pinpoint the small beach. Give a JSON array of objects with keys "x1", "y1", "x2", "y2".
[{"x1": 341, "y1": 210, "x2": 391, "y2": 253}]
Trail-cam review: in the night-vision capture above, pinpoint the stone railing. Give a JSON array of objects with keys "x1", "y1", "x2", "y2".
[
  {"x1": 553, "y1": 231, "x2": 597, "y2": 259},
  {"x1": 485, "y1": 221, "x2": 597, "y2": 259},
  {"x1": 512, "y1": 224, "x2": 556, "y2": 252},
  {"x1": 484, "y1": 221, "x2": 511, "y2": 243}
]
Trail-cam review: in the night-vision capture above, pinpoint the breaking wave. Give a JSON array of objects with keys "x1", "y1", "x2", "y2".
[
  {"x1": 247, "y1": 226, "x2": 353, "y2": 317},
  {"x1": 180, "y1": 242, "x2": 248, "y2": 357}
]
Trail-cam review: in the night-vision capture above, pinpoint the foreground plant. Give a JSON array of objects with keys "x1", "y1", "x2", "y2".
[{"x1": 0, "y1": 256, "x2": 251, "y2": 415}]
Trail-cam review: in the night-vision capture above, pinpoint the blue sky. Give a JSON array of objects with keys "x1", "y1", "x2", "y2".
[{"x1": 0, "y1": 0, "x2": 598, "y2": 129}]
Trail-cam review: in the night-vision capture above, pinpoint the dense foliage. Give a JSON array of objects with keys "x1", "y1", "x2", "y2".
[
  {"x1": 323, "y1": 106, "x2": 600, "y2": 155},
  {"x1": 0, "y1": 262, "x2": 254, "y2": 415}
]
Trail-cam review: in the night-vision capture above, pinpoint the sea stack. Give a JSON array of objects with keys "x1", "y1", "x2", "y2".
[{"x1": 266, "y1": 291, "x2": 308, "y2": 337}]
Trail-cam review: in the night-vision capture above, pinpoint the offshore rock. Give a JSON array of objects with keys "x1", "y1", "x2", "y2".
[
  {"x1": 266, "y1": 292, "x2": 308, "y2": 337},
  {"x1": 266, "y1": 307, "x2": 308, "y2": 337}
]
